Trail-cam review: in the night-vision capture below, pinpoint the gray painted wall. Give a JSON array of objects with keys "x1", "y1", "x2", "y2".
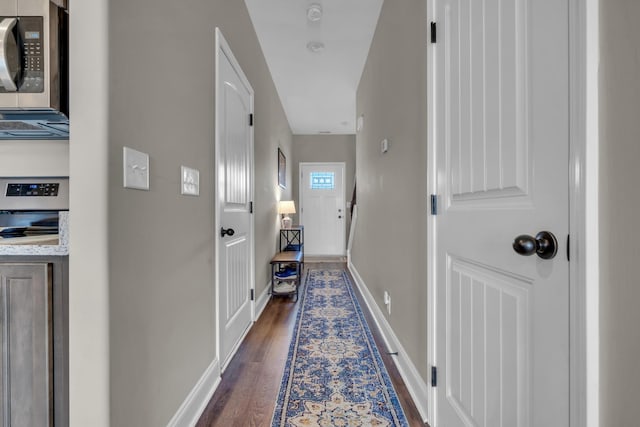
[
  {"x1": 292, "y1": 135, "x2": 356, "y2": 245},
  {"x1": 70, "y1": 0, "x2": 292, "y2": 425},
  {"x1": 353, "y1": 0, "x2": 429, "y2": 381},
  {"x1": 599, "y1": 1, "x2": 640, "y2": 425}
]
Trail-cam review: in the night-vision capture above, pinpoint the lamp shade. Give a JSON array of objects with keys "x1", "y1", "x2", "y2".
[{"x1": 278, "y1": 200, "x2": 296, "y2": 215}]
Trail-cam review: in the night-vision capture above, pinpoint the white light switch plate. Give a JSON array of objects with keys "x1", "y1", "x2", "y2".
[
  {"x1": 381, "y1": 138, "x2": 389, "y2": 154},
  {"x1": 181, "y1": 166, "x2": 200, "y2": 196},
  {"x1": 123, "y1": 147, "x2": 150, "y2": 190}
]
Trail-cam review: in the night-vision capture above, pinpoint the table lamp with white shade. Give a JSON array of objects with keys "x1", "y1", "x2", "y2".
[{"x1": 278, "y1": 200, "x2": 296, "y2": 229}]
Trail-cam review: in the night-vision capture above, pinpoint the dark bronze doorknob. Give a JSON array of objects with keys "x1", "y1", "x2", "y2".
[
  {"x1": 220, "y1": 227, "x2": 235, "y2": 238},
  {"x1": 513, "y1": 231, "x2": 558, "y2": 260}
]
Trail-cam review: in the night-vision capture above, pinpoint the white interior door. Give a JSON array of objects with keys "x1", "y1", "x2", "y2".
[
  {"x1": 432, "y1": 0, "x2": 569, "y2": 426},
  {"x1": 216, "y1": 29, "x2": 254, "y2": 369},
  {"x1": 299, "y1": 163, "x2": 346, "y2": 256}
]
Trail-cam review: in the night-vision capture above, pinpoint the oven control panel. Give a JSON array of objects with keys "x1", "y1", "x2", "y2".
[
  {"x1": 6, "y1": 183, "x2": 59, "y2": 197},
  {"x1": 0, "y1": 178, "x2": 68, "y2": 211}
]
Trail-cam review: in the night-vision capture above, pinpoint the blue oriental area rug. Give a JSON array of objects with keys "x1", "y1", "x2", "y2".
[{"x1": 272, "y1": 269, "x2": 409, "y2": 427}]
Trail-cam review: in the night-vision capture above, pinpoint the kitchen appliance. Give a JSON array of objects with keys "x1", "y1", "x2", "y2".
[
  {"x1": 0, "y1": 176, "x2": 68, "y2": 246},
  {"x1": 0, "y1": 174, "x2": 69, "y2": 425},
  {"x1": 0, "y1": 107, "x2": 68, "y2": 138},
  {"x1": 0, "y1": 0, "x2": 69, "y2": 113}
]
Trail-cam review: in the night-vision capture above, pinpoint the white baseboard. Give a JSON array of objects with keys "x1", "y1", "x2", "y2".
[
  {"x1": 166, "y1": 358, "x2": 221, "y2": 427},
  {"x1": 255, "y1": 283, "x2": 271, "y2": 320},
  {"x1": 166, "y1": 285, "x2": 269, "y2": 426},
  {"x1": 348, "y1": 262, "x2": 430, "y2": 424}
]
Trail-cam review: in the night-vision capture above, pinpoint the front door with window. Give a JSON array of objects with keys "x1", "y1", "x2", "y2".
[
  {"x1": 432, "y1": 0, "x2": 570, "y2": 425},
  {"x1": 300, "y1": 163, "x2": 346, "y2": 256}
]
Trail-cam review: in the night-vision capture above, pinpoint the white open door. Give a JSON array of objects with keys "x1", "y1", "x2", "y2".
[
  {"x1": 299, "y1": 162, "x2": 346, "y2": 256},
  {"x1": 431, "y1": 0, "x2": 570, "y2": 425},
  {"x1": 215, "y1": 29, "x2": 254, "y2": 370}
]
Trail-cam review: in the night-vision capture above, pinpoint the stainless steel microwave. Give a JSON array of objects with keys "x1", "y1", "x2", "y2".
[{"x1": 0, "y1": 0, "x2": 68, "y2": 113}]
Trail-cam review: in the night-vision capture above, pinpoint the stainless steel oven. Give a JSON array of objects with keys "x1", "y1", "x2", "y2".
[{"x1": 0, "y1": 176, "x2": 68, "y2": 246}]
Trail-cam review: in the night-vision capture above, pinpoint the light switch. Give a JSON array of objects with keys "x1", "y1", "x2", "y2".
[
  {"x1": 181, "y1": 166, "x2": 200, "y2": 196},
  {"x1": 381, "y1": 138, "x2": 389, "y2": 154},
  {"x1": 123, "y1": 147, "x2": 150, "y2": 190}
]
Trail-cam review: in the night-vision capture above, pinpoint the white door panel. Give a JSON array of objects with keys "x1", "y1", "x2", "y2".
[
  {"x1": 445, "y1": 256, "x2": 532, "y2": 427},
  {"x1": 433, "y1": 0, "x2": 569, "y2": 425},
  {"x1": 216, "y1": 30, "x2": 254, "y2": 369},
  {"x1": 221, "y1": 235, "x2": 250, "y2": 357},
  {"x1": 300, "y1": 163, "x2": 346, "y2": 256}
]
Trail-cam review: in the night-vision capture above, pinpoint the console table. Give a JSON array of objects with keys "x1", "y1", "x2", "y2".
[{"x1": 270, "y1": 226, "x2": 304, "y2": 301}]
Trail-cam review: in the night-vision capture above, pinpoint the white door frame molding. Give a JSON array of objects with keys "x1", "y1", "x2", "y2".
[
  {"x1": 568, "y1": 0, "x2": 600, "y2": 425},
  {"x1": 425, "y1": 1, "x2": 599, "y2": 426},
  {"x1": 214, "y1": 27, "x2": 256, "y2": 372}
]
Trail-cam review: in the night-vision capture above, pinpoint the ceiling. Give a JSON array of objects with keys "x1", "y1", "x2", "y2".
[{"x1": 244, "y1": 0, "x2": 384, "y2": 135}]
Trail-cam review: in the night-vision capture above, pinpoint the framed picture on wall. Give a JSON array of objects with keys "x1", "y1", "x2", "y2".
[{"x1": 278, "y1": 148, "x2": 286, "y2": 189}]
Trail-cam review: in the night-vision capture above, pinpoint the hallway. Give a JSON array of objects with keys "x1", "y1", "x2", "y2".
[
  {"x1": 67, "y1": 0, "x2": 640, "y2": 424},
  {"x1": 196, "y1": 262, "x2": 426, "y2": 426}
]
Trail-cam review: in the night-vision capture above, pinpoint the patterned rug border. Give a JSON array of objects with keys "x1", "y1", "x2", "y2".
[{"x1": 271, "y1": 269, "x2": 409, "y2": 426}]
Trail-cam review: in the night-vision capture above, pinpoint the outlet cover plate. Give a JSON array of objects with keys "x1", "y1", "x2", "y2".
[
  {"x1": 123, "y1": 147, "x2": 150, "y2": 190},
  {"x1": 181, "y1": 166, "x2": 200, "y2": 196}
]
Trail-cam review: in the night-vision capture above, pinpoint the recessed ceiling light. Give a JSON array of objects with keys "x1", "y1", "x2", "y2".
[
  {"x1": 307, "y1": 41, "x2": 325, "y2": 53},
  {"x1": 307, "y1": 3, "x2": 323, "y2": 22}
]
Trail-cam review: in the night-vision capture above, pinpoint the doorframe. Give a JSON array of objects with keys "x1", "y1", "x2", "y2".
[
  {"x1": 425, "y1": 1, "x2": 599, "y2": 426},
  {"x1": 299, "y1": 162, "x2": 347, "y2": 256},
  {"x1": 214, "y1": 27, "x2": 256, "y2": 371},
  {"x1": 568, "y1": 0, "x2": 600, "y2": 425}
]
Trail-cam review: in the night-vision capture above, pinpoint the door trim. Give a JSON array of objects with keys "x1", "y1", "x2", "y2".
[
  {"x1": 425, "y1": 1, "x2": 599, "y2": 426},
  {"x1": 568, "y1": 0, "x2": 600, "y2": 425},
  {"x1": 214, "y1": 27, "x2": 255, "y2": 372},
  {"x1": 299, "y1": 162, "x2": 347, "y2": 256}
]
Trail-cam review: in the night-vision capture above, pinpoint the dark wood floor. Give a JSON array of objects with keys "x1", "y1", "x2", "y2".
[{"x1": 196, "y1": 262, "x2": 427, "y2": 427}]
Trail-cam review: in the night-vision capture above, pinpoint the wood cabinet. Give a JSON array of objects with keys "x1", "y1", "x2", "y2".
[
  {"x1": 0, "y1": 257, "x2": 68, "y2": 427},
  {"x1": 0, "y1": 263, "x2": 52, "y2": 427}
]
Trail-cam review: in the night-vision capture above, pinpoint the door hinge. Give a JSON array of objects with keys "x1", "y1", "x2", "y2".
[
  {"x1": 430, "y1": 22, "x2": 437, "y2": 43},
  {"x1": 431, "y1": 366, "x2": 437, "y2": 387},
  {"x1": 430, "y1": 194, "x2": 438, "y2": 215},
  {"x1": 249, "y1": 201, "x2": 254, "y2": 214},
  {"x1": 249, "y1": 113, "x2": 254, "y2": 126},
  {"x1": 250, "y1": 289, "x2": 255, "y2": 301}
]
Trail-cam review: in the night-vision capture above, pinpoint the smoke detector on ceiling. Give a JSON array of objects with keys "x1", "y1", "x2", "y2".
[
  {"x1": 307, "y1": 3, "x2": 323, "y2": 22},
  {"x1": 307, "y1": 41, "x2": 325, "y2": 53}
]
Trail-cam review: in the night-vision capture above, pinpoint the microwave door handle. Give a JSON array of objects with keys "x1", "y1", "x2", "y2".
[{"x1": 0, "y1": 18, "x2": 18, "y2": 92}]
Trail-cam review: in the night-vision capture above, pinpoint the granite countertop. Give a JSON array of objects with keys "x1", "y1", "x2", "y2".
[{"x1": 0, "y1": 211, "x2": 69, "y2": 256}]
